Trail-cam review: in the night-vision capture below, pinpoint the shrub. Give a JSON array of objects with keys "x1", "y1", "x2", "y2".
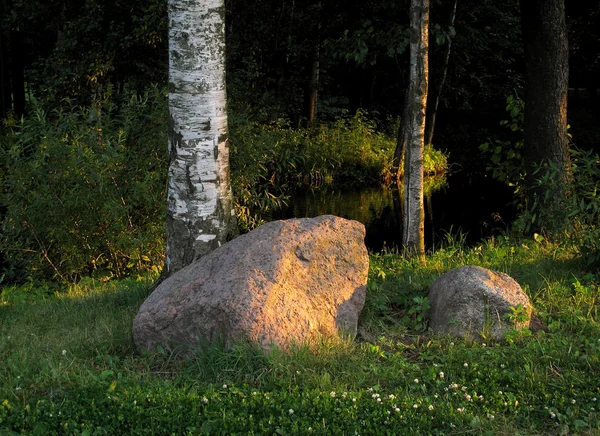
[{"x1": 0, "y1": 87, "x2": 168, "y2": 283}]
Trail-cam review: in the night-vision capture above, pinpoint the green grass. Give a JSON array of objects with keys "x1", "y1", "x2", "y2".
[{"x1": 1, "y1": 237, "x2": 599, "y2": 435}]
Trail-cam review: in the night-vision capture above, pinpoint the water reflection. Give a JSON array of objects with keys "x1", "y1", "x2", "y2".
[{"x1": 279, "y1": 172, "x2": 516, "y2": 252}]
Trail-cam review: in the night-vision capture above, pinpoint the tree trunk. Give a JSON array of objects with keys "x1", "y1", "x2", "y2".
[
  {"x1": 10, "y1": 26, "x2": 25, "y2": 118},
  {"x1": 304, "y1": 2, "x2": 321, "y2": 127},
  {"x1": 305, "y1": 38, "x2": 320, "y2": 127},
  {"x1": 402, "y1": 0, "x2": 429, "y2": 262},
  {"x1": 165, "y1": 0, "x2": 237, "y2": 276},
  {"x1": 424, "y1": 0, "x2": 457, "y2": 146},
  {"x1": 520, "y1": 0, "x2": 570, "y2": 224},
  {"x1": 0, "y1": 20, "x2": 9, "y2": 119}
]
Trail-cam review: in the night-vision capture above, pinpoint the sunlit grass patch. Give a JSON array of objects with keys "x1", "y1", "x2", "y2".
[{"x1": 1, "y1": 239, "x2": 599, "y2": 434}]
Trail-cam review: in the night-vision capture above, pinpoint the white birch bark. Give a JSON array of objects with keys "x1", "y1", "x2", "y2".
[
  {"x1": 402, "y1": 0, "x2": 429, "y2": 261},
  {"x1": 166, "y1": 0, "x2": 236, "y2": 275}
]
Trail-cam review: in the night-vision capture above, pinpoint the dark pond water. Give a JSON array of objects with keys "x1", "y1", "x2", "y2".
[{"x1": 277, "y1": 171, "x2": 518, "y2": 252}]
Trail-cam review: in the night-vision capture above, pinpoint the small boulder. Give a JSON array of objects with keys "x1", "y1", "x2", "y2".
[
  {"x1": 133, "y1": 215, "x2": 369, "y2": 353},
  {"x1": 427, "y1": 266, "x2": 531, "y2": 340}
]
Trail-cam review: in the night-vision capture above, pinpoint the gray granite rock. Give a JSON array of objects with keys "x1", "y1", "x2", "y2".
[
  {"x1": 428, "y1": 266, "x2": 531, "y2": 340},
  {"x1": 133, "y1": 215, "x2": 369, "y2": 352}
]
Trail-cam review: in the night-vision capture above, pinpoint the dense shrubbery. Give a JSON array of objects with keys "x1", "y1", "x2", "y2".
[
  {"x1": 0, "y1": 87, "x2": 169, "y2": 283},
  {"x1": 521, "y1": 148, "x2": 600, "y2": 267},
  {"x1": 230, "y1": 111, "x2": 448, "y2": 230},
  {"x1": 0, "y1": 91, "x2": 448, "y2": 282}
]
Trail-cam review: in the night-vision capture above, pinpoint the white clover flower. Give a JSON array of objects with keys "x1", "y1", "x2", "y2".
[
  {"x1": 288, "y1": 409, "x2": 294, "y2": 415},
  {"x1": 498, "y1": 391, "x2": 503, "y2": 395},
  {"x1": 500, "y1": 364, "x2": 505, "y2": 368},
  {"x1": 15, "y1": 387, "x2": 21, "y2": 391},
  {"x1": 482, "y1": 343, "x2": 486, "y2": 347},
  {"x1": 413, "y1": 404, "x2": 418, "y2": 409},
  {"x1": 296, "y1": 370, "x2": 301, "y2": 375},
  {"x1": 487, "y1": 413, "x2": 495, "y2": 419},
  {"x1": 433, "y1": 363, "x2": 438, "y2": 367},
  {"x1": 387, "y1": 410, "x2": 391, "y2": 415},
  {"x1": 450, "y1": 423, "x2": 456, "y2": 428},
  {"x1": 450, "y1": 383, "x2": 459, "y2": 389},
  {"x1": 463, "y1": 363, "x2": 468, "y2": 368},
  {"x1": 571, "y1": 399, "x2": 576, "y2": 404},
  {"x1": 457, "y1": 408, "x2": 464, "y2": 413},
  {"x1": 330, "y1": 391, "x2": 336, "y2": 398},
  {"x1": 62, "y1": 350, "x2": 67, "y2": 356},
  {"x1": 395, "y1": 407, "x2": 400, "y2": 412},
  {"x1": 252, "y1": 391, "x2": 257, "y2": 395},
  {"x1": 461, "y1": 386, "x2": 467, "y2": 392},
  {"x1": 434, "y1": 394, "x2": 439, "y2": 399},
  {"x1": 549, "y1": 411, "x2": 556, "y2": 419},
  {"x1": 593, "y1": 397, "x2": 597, "y2": 402},
  {"x1": 367, "y1": 387, "x2": 373, "y2": 392},
  {"x1": 439, "y1": 372, "x2": 444, "y2": 379},
  {"x1": 450, "y1": 342, "x2": 454, "y2": 346},
  {"x1": 464, "y1": 394, "x2": 472, "y2": 401},
  {"x1": 202, "y1": 397, "x2": 209, "y2": 404},
  {"x1": 428, "y1": 405, "x2": 434, "y2": 411},
  {"x1": 414, "y1": 378, "x2": 419, "y2": 384},
  {"x1": 308, "y1": 428, "x2": 312, "y2": 432},
  {"x1": 377, "y1": 398, "x2": 382, "y2": 403},
  {"x1": 222, "y1": 384, "x2": 228, "y2": 389},
  {"x1": 388, "y1": 394, "x2": 396, "y2": 400},
  {"x1": 352, "y1": 397, "x2": 357, "y2": 402}
]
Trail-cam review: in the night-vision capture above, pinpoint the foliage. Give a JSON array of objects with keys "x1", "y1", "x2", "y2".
[
  {"x1": 518, "y1": 148, "x2": 600, "y2": 267},
  {"x1": 1, "y1": 239, "x2": 599, "y2": 434},
  {"x1": 0, "y1": 87, "x2": 168, "y2": 283},
  {"x1": 230, "y1": 110, "x2": 450, "y2": 230},
  {"x1": 4, "y1": 0, "x2": 168, "y2": 108},
  {"x1": 479, "y1": 94, "x2": 526, "y2": 193}
]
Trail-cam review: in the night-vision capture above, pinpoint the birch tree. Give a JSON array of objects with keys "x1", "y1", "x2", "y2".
[
  {"x1": 402, "y1": 0, "x2": 429, "y2": 261},
  {"x1": 166, "y1": 0, "x2": 237, "y2": 275}
]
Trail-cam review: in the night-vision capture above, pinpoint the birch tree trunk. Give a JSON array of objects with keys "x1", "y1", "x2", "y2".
[
  {"x1": 402, "y1": 0, "x2": 429, "y2": 262},
  {"x1": 166, "y1": 0, "x2": 237, "y2": 275}
]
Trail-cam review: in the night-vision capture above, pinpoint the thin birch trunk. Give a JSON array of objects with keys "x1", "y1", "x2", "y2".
[
  {"x1": 402, "y1": 0, "x2": 429, "y2": 262},
  {"x1": 165, "y1": 0, "x2": 237, "y2": 275}
]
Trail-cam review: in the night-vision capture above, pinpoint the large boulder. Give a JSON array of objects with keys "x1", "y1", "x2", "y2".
[
  {"x1": 427, "y1": 266, "x2": 531, "y2": 340},
  {"x1": 133, "y1": 215, "x2": 369, "y2": 353}
]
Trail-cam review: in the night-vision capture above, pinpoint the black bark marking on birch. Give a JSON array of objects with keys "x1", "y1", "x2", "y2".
[
  {"x1": 185, "y1": 165, "x2": 195, "y2": 194},
  {"x1": 168, "y1": 114, "x2": 184, "y2": 165}
]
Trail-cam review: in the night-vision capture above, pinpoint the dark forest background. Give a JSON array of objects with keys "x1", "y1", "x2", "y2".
[{"x1": 1, "y1": 0, "x2": 599, "y2": 282}]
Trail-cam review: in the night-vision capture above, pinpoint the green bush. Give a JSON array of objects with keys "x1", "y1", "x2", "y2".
[
  {"x1": 0, "y1": 87, "x2": 168, "y2": 282},
  {"x1": 479, "y1": 94, "x2": 526, "y2": 194},
  {"x1": 528, "y1": 148, "x2": 600, "y2": 267},
  {"x1": 230, "y1": 110, "x2": 450, "y2": 230}
]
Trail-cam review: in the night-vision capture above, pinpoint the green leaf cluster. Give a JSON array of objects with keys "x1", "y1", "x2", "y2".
[{"x1": 0, "y1": 87, "x2": 168, "y2": 283}]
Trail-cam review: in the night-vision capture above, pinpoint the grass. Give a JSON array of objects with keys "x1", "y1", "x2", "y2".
[{"x1": 1, "y1": 236, "x2": 599, "y2": 435}]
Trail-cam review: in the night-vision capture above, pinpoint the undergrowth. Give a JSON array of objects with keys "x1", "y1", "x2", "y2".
[{"x1": 1, "y1": 91, "x2": 448, "y2": 281}]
